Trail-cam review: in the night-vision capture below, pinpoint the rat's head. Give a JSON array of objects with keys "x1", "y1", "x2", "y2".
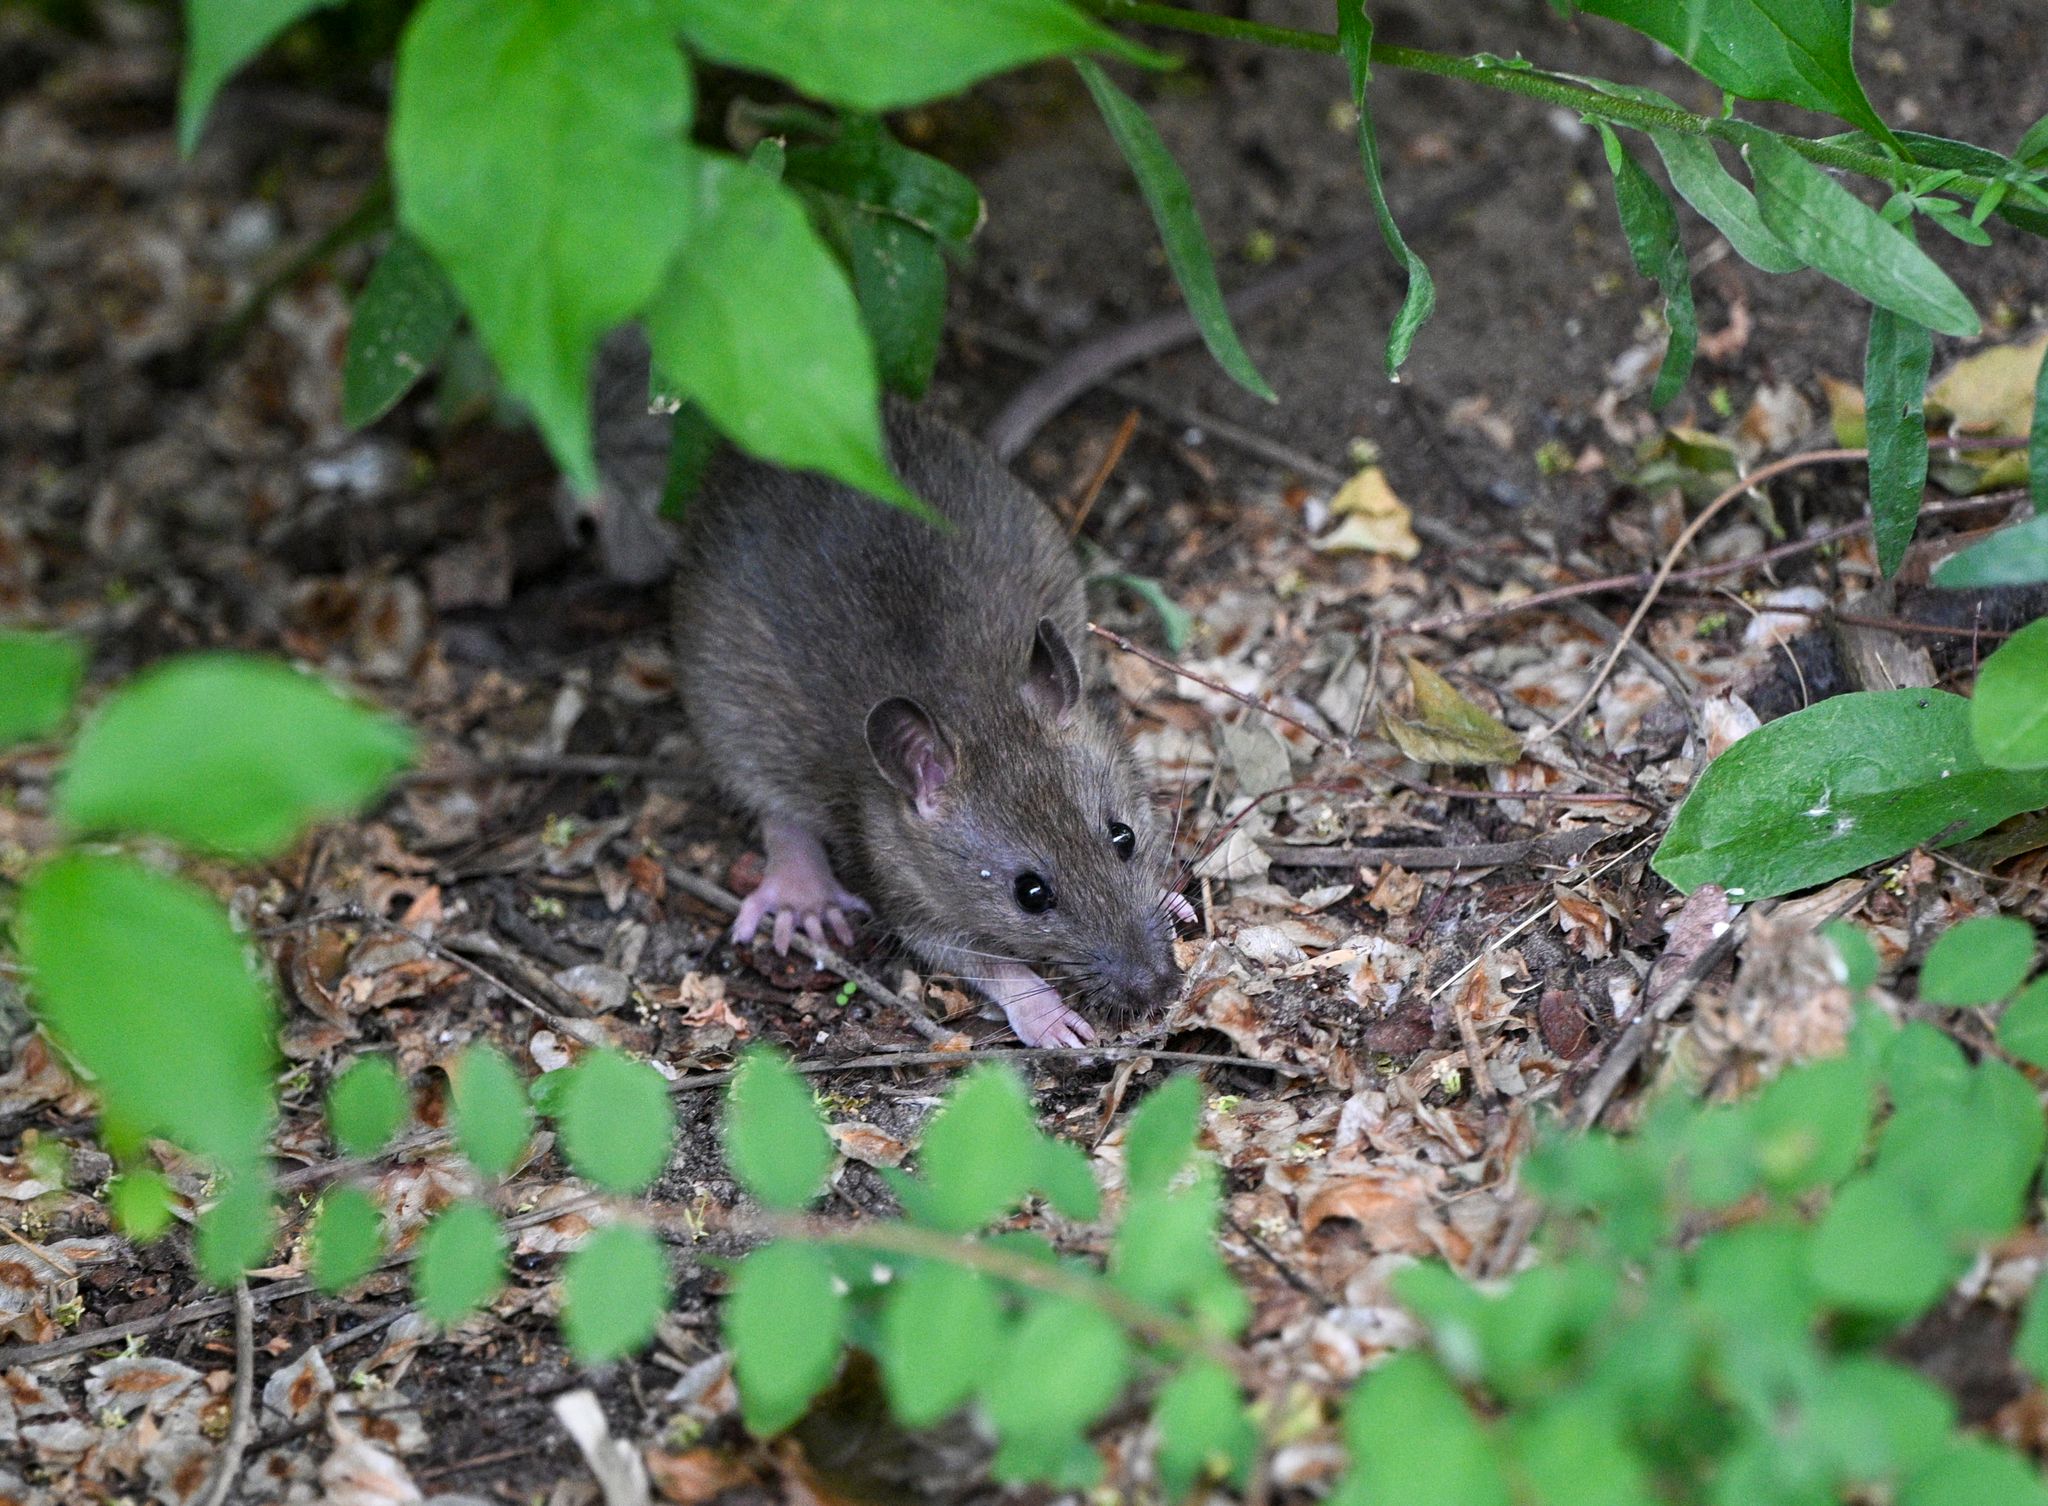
[{"x1": 858, "y1": 617, "x2": 1182, "y2": 1022}]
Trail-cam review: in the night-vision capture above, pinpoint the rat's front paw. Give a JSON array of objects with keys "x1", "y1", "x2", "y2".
[
  {"x1": 985, "y1": 961, "x2": 1096, "y2": 1048},
  {"x1": 1161, "y1": 889, "x2": 1198, "y2": 927},
  {"x1": 733, "y1": 869, "x2": 869, "y2": 955}
]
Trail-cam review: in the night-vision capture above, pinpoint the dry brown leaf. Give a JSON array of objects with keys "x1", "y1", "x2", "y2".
[
  {"x1": 828, "y1": 1122, "x2": 908, "y2": 1168},
  {"x1": 1383, "y1": 658, "x2": 1522, "y2": 767},
  {"x1": 646, "y1": 1446, "x2": 758, "y2": 1504},
  {"x1": 1312, "y1": 466, "x2": 1420, "y2": 560}
]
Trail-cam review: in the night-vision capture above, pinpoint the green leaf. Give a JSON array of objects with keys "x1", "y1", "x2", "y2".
[
  {"x1": 178, "y1": 0, "x2": 341, "y2": 153},
  {"x1": 1807, "y1": 1357, "x2": 1954, "y2": 1480},
  {"x1": 0, "y1": 632, "x2": 85, "y2": 748},
  {"x1": 981, "y1": 1294, "x2": 1131, "y2": 1448},
  {"x1": 1884, "y1": 1019, "x2": 1969, "y2": 1112},
  {"x1": 914, "y1": 1066, "x2": 1041, "y2": 1231},
  {"x1": 1336, "y1": 1352, "x2": 1512, "y2": 1506},
  {"x1": 17, "y1": 854, "x2": 276, "y2": 1167},
  {"x1": 1877, "y1": 1060, "x2": 2044, "y2": 1240},
  {"x1": 723, "y1": 1048, "x2": 834, "y2": 1210},
  {"x1": 2017, "y1": 1266, "x2": 2048, "y2": 1385},
  {"x1": 1094, "y1": 571, "x2": 1193, "y2": 654},
  {"x1": 196, "y1": 1173, "x2": 276, "y2": 1285},
  {"x1": 1932, "y1": 513, "x2": 2048, "y2": 587},
  {"x1": 1154, "y1": 1361, "x2": 1255, "y2": 1500},
  {"x1": 1901, "y1": 1440, "x2": 2048, "y2": 1506},
  {"x1": 415, "y1": 1199, "x2": 506, "y2": 1326},
  {"x1": 1808, "y1": 1174, "x2": 1959, "y2": 1317},
  {"x1": 878, "y1": 1258, "x2": 1005, "y2": 1426},
  {"x1": 558, "y1": 1048, "x2": 676, "y2": 1194},
  {"x1": 726, "y1": 1240, "x2": 846, "y2": 1435},
  {"x1": 1651, "y1": 689, "x2": 2048, "y2": 899},
  {"x1": 1971, "y1": 618, "x2": 2048, "y2": 770},
  {"x1": 1113, "y1": 1173, "x2": 1225, "y2": 1309},
  {"x1": 1995, "y1": 974, "x2": 2048, "y2": 1069},
  {"x1": 1596, "y1": 123, "x2": 1696, "y2": 409},
  {"x1": 390, "y1": 0, "x2": 694, "y2": 492},
  {"x1": 57, "y1": 653, "x2": 414, "y2": 860},
  {"x1": 1748, "y1": 1055, "x2": 1873, "y2": 1192},
  {"x1": 1505, "y1": 1396, "x2": 1656, "y2": 1506},
  {"x1": 2020, "y1": 112, "x2": 2048, "y2": 171},
  {"x1": 1863, "y1": 303, "x2": 1933, "y2": 578},
  {"x1": 1649, "y1": 130, "x2": 1804, "y2": 274},
  {"x1": 328, "y1": 1056, "x2": 408, "y2": 1158},
  {"x1": 1822, "y1": 920, "x2": 1880, "y2": 991},
  {"x1": 342, "y1": 231, "x2": 464, "y2": 429},
  {"x1": 1123, "y1": 1075, "x2": 1203, "y2": 1198},
  {"x1": 2034, "y1": 316, "x2": 2048, "y2": 514},
  {"x1": 1919, "y1": 914, "x2": 2036, "y2": 1004},
  {"x1": 1744, "y1": 131, "x2": 1979, "y2": 337},
  {"x1": 666, "y1": 0, "x2": 1168, "y2": 112},
  {"x1": 109, "y1": 1169, "x2": 174, "y2": 1242},
  {"x1": 311, "y1": 1185, "x2": 385, "y2": 1293},
  {"x1": 563, "y1": 1223, "x2": 670, "y2": 1363},
  {"x1": 784, "y1": 118, "x2": 984, "y2": 244},
  {"x1": 450, "y1": 1044, "x2": 533, "y2": 1178},
  {"x1": 1034, "y1": 1135, "x2": 1101, "y2": 1224},
  {"x1": 643, "y1": 153, "x2": 915, "y2": 512},
  {"x1": 812, "y1": 198, "x2": 948, "y2": 400},
  {"x1": 1573, "y1": 0, "x2": 1893, "y2": 144},
  {"x1": 1074, "y1": 60, "x2": 1276, "y2": 404},
  {"x1": 1335, "y1": 2, "x2": 1435, "y2": 375}
]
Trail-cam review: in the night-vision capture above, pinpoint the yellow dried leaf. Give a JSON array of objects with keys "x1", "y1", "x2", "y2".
[
  {"x1": 1313, "y1": 466, "x2": 1420, "y2": 559},
  {"x1": 1819, "y1": 374, "x2": 1866, "y2": 449},
  {"x1": 1382, "y1": 658, "x2": 1522, "y2": 767},
  {"x1": 1927, "y1": 333, "x2": 2046, "y2": 491}
]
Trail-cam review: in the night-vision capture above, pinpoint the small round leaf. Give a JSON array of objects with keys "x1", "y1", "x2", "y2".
[
  {"x1": 1920, "y1": 915, "x2": 2036, "y2": 1005},
  {"x1": 328, "y1": 1056, "x2": 408, "y2": 1157},
  {"x1": 311, "y1": 1185, "x2": 385, "y2": 1293},
  {"x1": 563, "y1": 1224, "x2": 670, "y2": 1364},
  {"x1": 415, "y1": 1199, "x2": 506, "y2": 1326},
  {"x1": 723, "y1": 1048, "x2": 832, "y2": 1209},
  {"x1": 450, "y1": 1044, "x2": 533, "y2": 1177},
  {"x1": 559, "y1": 1049, "x2": 676, "y2": 1194},
  {"x1": 726, "y1": 1240, "x2": 846, "y2": 1435}
]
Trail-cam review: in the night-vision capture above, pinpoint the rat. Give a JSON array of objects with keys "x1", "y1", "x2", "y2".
[{"x1": 671, "y1": 401, "x2": 1193, "y2": 1047}]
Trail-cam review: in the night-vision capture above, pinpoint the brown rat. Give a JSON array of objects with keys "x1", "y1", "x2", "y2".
[{"x1": 672, "y1": 401, "x2": 1189, "y2": 1046}]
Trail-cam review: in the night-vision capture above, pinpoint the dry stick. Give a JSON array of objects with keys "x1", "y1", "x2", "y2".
[
  {"x1": 1659, "y1": 594, "x2": 2020, "y2": 642},
  {"x1": 1264, "y1": 827, "x2": 1608, "y2": 872},
  {"x1": 1066, "y1": 407, "x2": 1141, "y2": 538},
  {"x1": 1530, "y1": 449, "x2": 1869, "y2": 745},
  {"x1": 195, "y1": 1283, "x2": 257, "y2": 1506},
  {"x1": 1407, "y1": 487, "x2": 2031, "y2": 637}
]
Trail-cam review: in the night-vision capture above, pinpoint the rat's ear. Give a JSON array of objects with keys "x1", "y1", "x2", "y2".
[
  {"x1": 865, "y1": 696, "x2": 956, "y2": 817},
  {"x1": 1022, "y1": 617, "x2": 1081, "y2": 724}
]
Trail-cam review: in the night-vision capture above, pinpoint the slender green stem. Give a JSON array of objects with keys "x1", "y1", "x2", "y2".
[{"x1": 1077, "y1": 0, "x2": 2002, "y2": 200}]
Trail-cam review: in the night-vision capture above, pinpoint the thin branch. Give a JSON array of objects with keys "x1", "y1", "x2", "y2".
[
  {"x1": 195, "y1": 1282, "x2": 257, "y2": 1506},
  {"x1": 1264, "y1": 828, "x2": 1608, "y2": 871}
]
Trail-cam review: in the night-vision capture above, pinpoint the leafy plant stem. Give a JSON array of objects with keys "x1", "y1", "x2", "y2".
[
  {"x1": 755, "y1": 1211, "x2": 1256, "y2": 1383},
  {"x1": 1077, "y1": 0, "x2": 2000, "y2": 200}
]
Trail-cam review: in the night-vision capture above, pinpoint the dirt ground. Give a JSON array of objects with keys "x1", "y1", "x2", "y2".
[{"x1": 2, "y1": 1, "x2": 2047, "y2": 1502}]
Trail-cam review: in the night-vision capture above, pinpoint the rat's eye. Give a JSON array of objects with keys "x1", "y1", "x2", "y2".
[
  {"x1": 1014, "y1": 872, "x2": 1056, "y2": 913},
  {"x1": 1108, "y1": 821, "x2": 1136, "y2": 861}
]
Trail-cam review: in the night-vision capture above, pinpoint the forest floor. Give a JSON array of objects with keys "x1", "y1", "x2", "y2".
[{"x1": 3, "y1": 1, "x2": 2048, "y2": 1502}]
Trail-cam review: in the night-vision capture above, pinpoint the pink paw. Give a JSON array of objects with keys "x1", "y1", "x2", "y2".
[
  {"x1": 733, "y1": 872, "x2": 869, "y2": 955},
  {"x1": 999, "y1": 975, "x2": 1097, "y2": 1048}
]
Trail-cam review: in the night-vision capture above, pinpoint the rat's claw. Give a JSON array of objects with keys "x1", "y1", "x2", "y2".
[
  {"x1": 826, "y1": 907, "x2": 855, "y2": 948},
  {"x1": 771, "y1": 909, "x2": 796, "y2": 955},
  {"x1": 804, "y1": 913, "x2": 826, "y2": 949},
  {"x1": 1162, "y1": 889, "x2": 1198, "y2": 927}
]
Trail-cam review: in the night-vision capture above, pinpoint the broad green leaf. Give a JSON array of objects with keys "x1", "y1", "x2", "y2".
[
  {"x1": 1335, "y1": 2, "x2": 1435, "y2": 375},
  {"x1": 1748, "y1": 1055, "x2": 1873, "y2": 1192},
  {"x1": 2034, "y1": 320, "x2": 2048, "y2": 514},
  {"x1": 178, "y1": 0, "x2": 341, "y2": 153},
  {"x1": 1113, "y1": 1173, "x2": 1226, "y2": 1309},
  {"x1": 878, "y1": 1258, "x2": 1004, "y2": 1426},
  {"x1": 390, "y1": 0, "x2": 694, "y2": 491},
  {"x1": 1123, "y1": 1075, "x2": 1203, "y2": 1198},
  {"x1": 1649, "y1": 130, "x2": 1804, "y2": 273},
  {"x1": 328, "y1": 1056, "x2": 407, "y2": 1157},
  {"x1": 1471, "y1": 1260, "x2": 1618, "y2": 1403},
  {"x1": 57, "y1": 654, "x2": 413, "y2": 859},
  {"x1": 1154, "y1": 1361, "x2": 1255, "y2": 1500},
  {"x1": 1034, "y1": 1135, "x2": 1101, "y2": 1223},
  {"x1": 1574, "y1": 0, "x2": 1891, "y2": 143},
  {"x1": 2020, "y1": 112, "x2": 2048, "y2": 172},
  {"x1": 1506, "y1": 1396, "x2": 1655, "y2": 1506},
  {"x1": 784, "y1": 118, "x2": 984, "y2": 244},
  {"x1": 1971, "y1": 618, "x2": 2048, "y2": 769},
  {"x1": 812, "y1": 198, "x2": 949, "y2": 400},
  {"x1": 1863, "y1": 303, "x2": 1932, "y2": 577},
  {"x1": 109, "y1": 1169, "x2": 174, "y2": 1242},
  {"x1": 17, "y1": 854, "x2": 276, "y2": 1168},
  {"x1": 1807, "y1": 1357, "x2": 1953, "y2": 1480},
  {"x1": 1596, "y1": 123, "x2": 1696, "y2": 409},
  {"x1": 1096, "y1": 570, "x2": 1194, "y2": 654},
  {"x1": 1995, "y1": 974, "x2": 2048, "y2": 1069},
  {"x1": 1651, "y1": 689, "x2": 2048, "y2": 898},
  {"x1": 723, "y1": 1048, "x2": 834, "y2": 1210},
  {"x1": 1336, "y1": 1352, "x2": 1513, "y2": 1506},
  {"x1": 1919, "y1": 914, "x2": 2036, "y2": 1004},
  {"x1": 1901, "y1": 1440, "x2": 2048, "y2": 1506},
  {"x1": 1744, "y1": 131, "x2": 1978, "y2": 337},
  {"x1": 2017, "y1": 1267, "x2": 2048, "y2": 1385},
  {"x1": 726, "y1": 1241, "x2": 846, "y2": 1435},
  {"x1": 1075, "y1": 60, "x2": 1276, "y2": 404},
  {"x1": 1808, "y1": 1174, "x2": 1958, "y2": 1317},
  {"x1": 450, "y1": 1044, "x2": 533, "y2": 1178},
  {"x1": 666, "y1": 0, "x2": 1168, "y2": 112},
  {"x1": 415, "y1": 1199, "x2": 506, "y2": 1325},
  {"x1": 0, "y1": 632, "x2": 85, "y2": 748},
  {"x1": 980, "y1": 1294, "x2": 1131, "y2": 1446},
  {"x1": 342, "y1": 231, "x2": 464, "y2": 429},
  {"x1": 990, "y1": 1427, "x2": 1103, "y2": 1489},
  {"x1": 914, "y1": 1066, "x2": 1041, "y2": 1231},
  {"x1": 1931, "y1": 513, "x2": 2048, "y2": 587},
  {"x1": 563, "y1": 1224, "x2": 670, "y2": 1363},
  {"x1": 1884, "y1": 1019, "x2": 1969, "y2": 1113},
  {"x1": 1877, "y1": 1060, "x2": 2044, "y2": 1240},
  {"x1": 196, "y1": 1173, "x2": 276, "y2": 1285},
  {"x1": 643, "y1": 154, "x2": 915, "y2": 511},
  {"x1": 311, "y1": 1185, "x2": 385, "y2": 1292},
  {"x1": 1822, "y1": 920, "x2": 1879, "y2": 991},
  {"x1": 558, "y1": 1048, "x2": 676, "y2": 1194}
]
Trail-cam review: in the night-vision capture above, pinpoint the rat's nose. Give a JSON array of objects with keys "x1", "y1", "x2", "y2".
[{"x1": 1100, "y1": 948, "x2": 1181, "y2": 1013}]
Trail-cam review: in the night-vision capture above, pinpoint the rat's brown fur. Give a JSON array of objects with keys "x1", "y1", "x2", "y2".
[{"x1": 673, "y1": 403, "x2": 1179, "y2": 1025}]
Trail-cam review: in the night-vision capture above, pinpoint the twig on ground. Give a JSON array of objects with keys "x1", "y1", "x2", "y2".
[
  {"x1": 1090, "y1": 622, "x2": 1337, "y2": 751},
  {"x1": 1066, "y1": 407, "x2": 1140, "y2": 538},
  {"x1": 195, "y1": 1282, "x2": 257, "y2": 1506},
  {"x1": 1263, "y1": 828, "x2": 1608, "y2": 872}
]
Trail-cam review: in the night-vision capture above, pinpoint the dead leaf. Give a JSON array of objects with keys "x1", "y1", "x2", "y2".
[
  {"x1": 1820, "y1": 373, "x2": 1867, "y2": 448},
  {"x1": 828, "y1": 1123, "x2": 907, "y2": 1168},
  {"x1": 1927, "y1": 332, "x2": 2046, "y2": 490},
  {"x1": 1382, "y1": 658, "x2": 1522, "y2": 767},
  {"x1": 646, "y1": 1446, "x2": 756, "y2": 1505},
  {"x1": 1554, "y1": 885, "x2": 1614, "y2": 959},
  {"x1": 1312, "y1": 467, "x2": 1421, "y2": 559},
  {"x1": 1218, "y1": 720, "x2": 1293, "y2": 801}
]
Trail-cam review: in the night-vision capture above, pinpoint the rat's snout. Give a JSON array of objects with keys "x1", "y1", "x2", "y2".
[{"x1": 1096, "y1": 943, "x2": 1181, "y2": 1015}]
